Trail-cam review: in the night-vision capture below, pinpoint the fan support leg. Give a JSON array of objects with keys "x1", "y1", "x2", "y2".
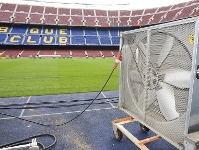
[{"x1": 112, "y1": 117, "x2": 161, "y2": 150}]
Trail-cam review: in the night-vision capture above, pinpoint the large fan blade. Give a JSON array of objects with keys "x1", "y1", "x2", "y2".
[
  {"x1": 157, "y1": 35, "x2": 175, "y2": 67},
  {"x1": 157, "y1": 82, "x2": 179, "y2": 121},
  {"x1": 129, "y1": 70, "x2": 142, "y2": 84},
  {"x1": 163, "y1": 69, "x2": 190, "y2": 89}
]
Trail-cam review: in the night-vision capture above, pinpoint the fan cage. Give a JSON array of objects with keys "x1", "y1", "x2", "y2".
[{"x1": 119, "y1": 18, "x2": 196, "y2": 149}]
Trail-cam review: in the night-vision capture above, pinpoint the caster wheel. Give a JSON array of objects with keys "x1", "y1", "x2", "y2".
[
  {"x1": 140, "y1": 123, "x2": 150, "y2": 133},
  {"x1": 113, "y1": 129, "x2": 123, "y2": 141}
]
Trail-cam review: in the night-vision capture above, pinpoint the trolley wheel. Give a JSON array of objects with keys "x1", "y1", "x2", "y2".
[
  {"x1": 113, "y1": 129, "x2": 123, "y2": 141},
  {"x1": 140, "y1": 123, "x2": 150, "y2": 133}
]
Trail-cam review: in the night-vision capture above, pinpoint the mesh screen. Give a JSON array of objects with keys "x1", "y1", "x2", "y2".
[{"x1": 119, "y1": 19, "x2": 196, "y2": 148}]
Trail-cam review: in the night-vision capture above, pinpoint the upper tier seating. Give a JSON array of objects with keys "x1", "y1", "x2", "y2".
[{"x1": 0, "y1": 0, "x2": 197, "y2": 27}]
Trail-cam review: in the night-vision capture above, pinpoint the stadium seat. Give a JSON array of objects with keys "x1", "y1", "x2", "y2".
[
  {"x1": 160, "y1": 9, "x2": 182, "y2": 23},
  {"x1": 84, "y1": 9, "x2": 95, "y2": 16},
  {"x1": 149, "y1": 12, "x2": 166, "y2": 24},
  {"x1": 0, "y1": 12, "x2": 13, "y2": 22},
  {"x1": 99, "y1": 36, "x2": 111, "y2": 45},
  {"x1": 97, "y1": 28, "x2": 109, "y2": 36},
  {"x1": 1, "y1": 3, "x2": 16, "y2": 11},
  {"x1": 84, "y1": 28, "x2": 97, "y2": 35},
  {"x1": 16, "y1": 4, "x2": 30, "y2": 13},
  {"x1": 45, "y1": 6, "x2": 57, "y2": 14},
  {"x1": 156, "y1": 5, "x2": 172, "y2": 13},
  {"x1": 43, "y1": 15, "x2": 57, "y2": 25},
  {"x1": 28, "y1": 14, "x2": 43, "y2": 24},
  {"x1": 58, "y1": 8, "x2": 70, "y2": 15},
  {"x1": 31, "y1": 6, "x2": 44, "y2": 13},
  {"x1": 144, "y1": 8, "x2": 157, "y2": 15},
  {"x1": 111, "y1": 36, "x2": 120, "y2": 45},
  {"x1": 175, "y1": 4, "x2": 197, "y2": 20},
  {"x1": 57, "y1": 15, "x2": 70, "y2": 25},
  {"x1": 70, "y1": 16, "x2": 84, "y2": 26},
  {"x1": 86, "y1": 36, "x2": 99, "y2": 45},
  {"x1": 0, "y1": 34, "x2": 7, "y2": 44},
  {"x1": 71, "y1": 28, "x2": 84, "y2": 35},
  {"x1": 71, "y1": 36, "x2": 85, "y2": 45},
  {"x1": 84, "y1": 17, "x2": 96, "y2": 26},
  {"x1": 12, "y1": 13, "x2": 28, "y2": 23}
]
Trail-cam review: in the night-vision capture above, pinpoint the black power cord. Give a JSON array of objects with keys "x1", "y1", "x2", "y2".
[
  {"x1": 0, "y1": 134, "x2": 56, "y2": 150},
  {"x1": 0, "y1": 68, "x2": 116, "y2": 126}
]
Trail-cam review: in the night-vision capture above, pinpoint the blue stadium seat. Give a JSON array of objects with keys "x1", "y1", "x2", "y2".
[
  {"x1": 109, "y1": 29, "x2": 119, "y2": 36},
  {"x1": 10, "y1": 25, "x2": 27, "y2": 34},
  {"x1": 71, "y1": 29, "x2": 84, "y2": 35},
  {"x1": 111, "y1": 36, "x2": 120, "y2": 45},
  {"x1": 86, "y1": 36, "x2": 99, "y2": 45},
  {"x1": 71, "y1": 36, "x2": 85, "y2": 45},
  {"x1": 27, "y1": 26, "x2": 43, "y2": 35},
  {"x1": 41, "y1": 35, "x2": 56, "y2": 45},
  {"x1": 6, "y1": 34, "x2": 24, "y2": 45},
  {"x1": 56, "y1": 36, "x2": 70, "y2": 45},
  {"x1": 57, "y1": 28, "x2": 70, "y2": 35},
  {"x1": 23, "y1": 35, "x2": 40, "y2": 45},
  {"x1": 99, "y1": 36, "x2": 111, "y2": 45},
  {"x1": 97, "y1": 28, "x2": 109, "y2": 36},
  {"x1": 42, "y1": 27, "x2": 56, "y2": 35},
  {"x1": 0, "y1": 34, "x2": 7, "y2": 44},
  {"x1": 84, "y1": 28, "x2": 97, "y2": 35}
]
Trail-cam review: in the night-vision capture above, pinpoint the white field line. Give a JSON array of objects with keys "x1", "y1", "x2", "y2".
[
  {"x1": 0, "y1": 107, "x2": 116, "y2": 120},
  {"x1": 19, "y1": 96, "x2": 32, "y2": 117},
  {"x1": 101, "y1": 92, "x2": 116, "y2": 108}
]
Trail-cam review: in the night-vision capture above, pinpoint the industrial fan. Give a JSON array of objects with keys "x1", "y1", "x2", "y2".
[
  {"x1": 114, "y1": 18, "x2": 198, "y2": 150},
  {"x1": 127, "y1": 32, "x2": 191, "y2": 122}
]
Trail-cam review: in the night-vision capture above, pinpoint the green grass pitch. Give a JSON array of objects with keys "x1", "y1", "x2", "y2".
[{"x1": 0, "y1": 58, "x2": 119, "y2": 98}]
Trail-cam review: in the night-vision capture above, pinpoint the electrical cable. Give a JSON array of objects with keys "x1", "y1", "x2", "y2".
[
  {"x1": 0, "y1": 68, "x2": 116, "y2": 126},
  {"x1": 0, "y1": 134, "x2": 56, "y2": 150}
]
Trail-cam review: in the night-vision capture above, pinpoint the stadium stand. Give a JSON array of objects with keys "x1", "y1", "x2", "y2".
[
  {"x1": 12, "y1": 13, "x2": 28, "y2": 23},
  {"x1": 0, "y1": 1, "x2": 199, "y2": 58},
  {"x1": 160, "y1": 9, "x2": 182, "y2": 23},
  {"x1": 86, "y1": 50, "x2": 101, "y2": 57},
  {"x1": 84, "y1": 9, "x2": 95, "y2": 16},
  {"x1": 20, "y1": 49, "x2": 39, "y2": 57},
  {"x1": 31, "y1": 5, "x2": 44, "y2": 13},
  {"x1": 1, "y1": 49, "x2": 22, "y2": 57},
  {"x1": 85, "y1": 36, "x2": 100, "y2": 45},
  {"x1": 149, "y1": 12, "x2": 166, "y2": 24},
  {"x1": 0, "y1": 12, "x2": 13, "y2": 22},
  {"x1": 28, "y1": 14, "x2": 43, "y2": 24},
  {"x1": 43, "y1": 14, "x2": 57, "y2": 25},
  {"x1": 56, "y1": 49, "x2": 70, "y2": 57},
  {"x1": 84, "y1": 17, "x2": 97, "y2": 26},
  {"x1": 39, "y1": 49, "x2": 55, "y2": 55},
  {"x1": 71, "y1": 50, "x2": 86, "y2": 57},
  {"x1": 0, "y1": 3, "x2": 16, "y2": 11},
  {"x1": 144, "y1": 8, "x2": 158, "y2": 15},
  {"x1": 16, "y1": 4, "x2": 30, "y2": 13},
  {"x1": 101, "y1": 50, "x2": 113, "y2": 57},
  {"x1": 156, "y1": 5, "x2": 172, "y2": 13}
]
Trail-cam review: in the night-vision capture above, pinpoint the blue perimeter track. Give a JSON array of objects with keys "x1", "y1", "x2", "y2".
[{"x1": 0, "y1": 91, "x2": 176, "y2": 150}]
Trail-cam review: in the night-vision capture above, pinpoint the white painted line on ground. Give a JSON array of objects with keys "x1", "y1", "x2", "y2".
[
  {"x1": 0, "y1": 107, "x2": 116, "y2": 120},
  {"x1": 19, "y1": 96, "x2": 31, "y2": 117},
  {"x1": 101, "y1": 92, "x2": 115, "y2": 108}
]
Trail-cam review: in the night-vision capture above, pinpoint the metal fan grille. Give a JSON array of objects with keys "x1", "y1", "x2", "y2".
[{"x1": 119, "y1": 19, "x2": 196, "y2": 149}]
